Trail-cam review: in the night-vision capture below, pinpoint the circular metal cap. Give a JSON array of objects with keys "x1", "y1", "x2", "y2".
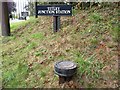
[{"x1": 54, "y1": 61, "x2": 77, "y2": 77}]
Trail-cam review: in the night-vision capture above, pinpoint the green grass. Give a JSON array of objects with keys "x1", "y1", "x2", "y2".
[
  {"x1": 40, "y1": 67, "x2": 51, "y2": 80},
  {"x1": 74, "y1": 52, "x2": 104, "y2": 87},
  {"x1": 75, "y1": 52, "x2": 103, "y2": 78},
  {"x1": 89, "y1": 12, "x2": 102, "y2": 22},
  {"x1": 10, "y1": 21, "x2": 27, "y2": 31},
  {"x1": 3, "y1": 62, "x2": 29, "y2": 87},
  {"x1": 31, "y1": 33, "x2": 44, "y2": 39},
  {"x1": 10, "y1": 17, "x2": 37, "y2": 32},
  {"x1": 72, "y1": 9, "x2": 80, "y2": 15},
  {"x1": 34, "y1": 51, "x2": 42, "y2": 57},
  {"x1": 90, "y1": 37, "x2": 99, "y2": 45},
  {"x1": 110, "y1": 20, "x2": 120, "y2": 42},
  {"x1": 27, "y1": 42, "x2": 37, "y2": 49},
  {"x1": 2, "y1": 6, "x2": 119, "y2": 88}
]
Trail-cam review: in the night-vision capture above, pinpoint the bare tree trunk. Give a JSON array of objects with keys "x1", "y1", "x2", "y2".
[{"x1": 2, "y1": 2, "x2": 10, "y2": 36}]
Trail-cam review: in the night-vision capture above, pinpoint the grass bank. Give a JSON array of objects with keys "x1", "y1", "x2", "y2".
[{"x1": 2, "y1": 7, "x2": 119, "y2": 88}]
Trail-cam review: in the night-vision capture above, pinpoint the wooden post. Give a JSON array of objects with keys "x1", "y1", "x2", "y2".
[
  {"x1": 57, "y1": 16, "x2": 60, "y2": 31},
  {"x1": 0, "y1": 2, "x2": 2, "y2": 36},
  {"x1": 53, "y1": 16, "x2": 57, "y2": 32},
  {"x1": 35, "y1": 1, "x2": 38, "y2": 18},
  {"x1": 1, "y1": 2, "x2": 10, "y2": 36},
  {"x1": 53, "y1": 16, "x2": 60, "y2": 32}
]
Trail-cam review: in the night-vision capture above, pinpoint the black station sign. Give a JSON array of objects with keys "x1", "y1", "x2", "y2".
[{"x1": 36, "y1": 5, "x2": 72, "y2": 16}]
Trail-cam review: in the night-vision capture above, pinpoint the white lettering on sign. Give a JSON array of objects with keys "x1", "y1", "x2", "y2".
[
  {"x1": 56, "y1": 10, "x2": 71, "y2": 14},
  {"x1": 47, "y1": 7, "x2": 60, "y2": 11},
  {"x1": 38, "y1": 6, "x2": 71, "y2": 15}
]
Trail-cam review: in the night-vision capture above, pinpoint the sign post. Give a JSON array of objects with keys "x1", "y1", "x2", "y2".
[
  {"x1": 1, "y1": 2, "x2": 10, "y2": 36},
  {"x1": 53, "y1": 16, "x2": 60, "y2": 32},
  {"x1": 35, "y1": 2, "x2": 38, "y2": 18},
  {"x1": 36, "y1": 5, "x2": 72, "y2": 32}
]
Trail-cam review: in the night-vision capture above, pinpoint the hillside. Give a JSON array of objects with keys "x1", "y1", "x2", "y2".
[{"x1": 2, "y1": 7, "x2": 119, "y2": 88}]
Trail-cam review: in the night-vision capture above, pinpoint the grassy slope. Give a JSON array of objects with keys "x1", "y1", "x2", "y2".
[{"x1": 2, "y1": 7, "x2": 119, "y2": 88}]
